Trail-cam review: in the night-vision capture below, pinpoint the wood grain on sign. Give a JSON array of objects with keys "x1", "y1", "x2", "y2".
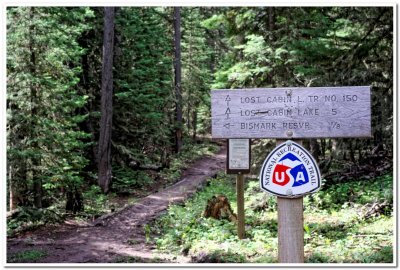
[{"x1": 211, "y1": 86, "x2": 371, "y2": 139}]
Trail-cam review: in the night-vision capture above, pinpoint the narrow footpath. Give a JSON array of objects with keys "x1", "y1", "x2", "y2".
[{"x1": 7, "y1": 146, "x2": 226, "y2": 263}]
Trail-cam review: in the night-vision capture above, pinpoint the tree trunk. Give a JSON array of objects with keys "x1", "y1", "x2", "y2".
[
  {"x1": 268, "y1": 7, "x2": 275, "y2": 33},
  {"x1": 8, "y1": 115, "x2": 19, "y2": 210},
  {"x1": 267, "y1": 7, "x2": 275, "y2": 86},
  {"x1": 321, "y1": 139, "x2": 326, "y2": 159},
  {"x1": 186, "y1": 14, "x2": 193, "y2": 136},
  {"x1": 174, "y1": 7, "x2": 183, "y2": 153},
  {"x1": 29, "y1": 7, "x2": 42, "y2": 208},
  {"x1": 77, "y1": 28, "x2": 99, "y2": 184},
  {"x1": 8, "y1": 166, "x2": 16, "y2": 211},
  {"x1": 309, "y1": 139, "x2": 320, "y2": 162},
  {"x1": 332, "y1": 138, "x2": 344, "y2": 160},
  {"x1": 65, "y1": 188, "x2": 84, "y2": 213},
  {"x1": 348, "y1": 139, "x2": 356, "y2": 163},
  {"x1": 192, "y1": 109, "x2": 197, "y2": 141},
  {"x1": 331, "y1": 139, "x2": 338, "y2": 159},
  {"x1": 98, "y1": 7, "x2": 115, "y2": 193},
  {"x1": 357, "y1": 140, "x2": 363, "y2": 162}
]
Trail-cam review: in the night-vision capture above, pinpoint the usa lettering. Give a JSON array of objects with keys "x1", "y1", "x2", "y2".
[{"x1": 260, "y1": 141, "x2": 321, "y2": 197}]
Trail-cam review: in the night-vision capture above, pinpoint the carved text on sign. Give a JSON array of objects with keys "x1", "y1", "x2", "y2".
[{"x1": 211, "y1": 86, "x2": 371, "y2": 138}]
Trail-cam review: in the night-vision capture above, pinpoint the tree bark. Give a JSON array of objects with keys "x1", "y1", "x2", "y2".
[
  {"x1": 8, "y1": 106, "x2": 19, "y2": 210},
  {"x1": 192, "y1": 109, "x2": 197, "y2": 141},
  {"x1": 174, "y1": 7, "x2": 183, "y2": 153},
  {"x1": 65, "y1": 188, "x2": 84, "y2": 213},
  {"x1": 348, "y1": 139, "x2": 356, "y2": 163},
  {"x1": 29, "y1": 7, "x2": 42, "y2": 208},
  {"x1": 321, "y1": 139, "x2": 326, "y2": 159},
  {"x1": 268, "y1": 7, "x2": 275, "y2": 33},
  {"x1": 309, "y1": 139, "x2": 320, "y2": 162},
  {"x1": 98, "y1": 7, "x2": 115, "y2": 193},
  {"x1": 8, "y1": 166, "x2": 16, "y2": 211}
]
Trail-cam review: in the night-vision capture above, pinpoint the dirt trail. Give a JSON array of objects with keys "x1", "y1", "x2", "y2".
[{"x1": 7, "y1": 147, "x2": 226, "y2": 263}]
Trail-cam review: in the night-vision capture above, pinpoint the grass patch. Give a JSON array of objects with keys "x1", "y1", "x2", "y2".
[
  {"x1": 153, "y1": 173, "x2": 393, "y2": 263},
  {"x1": 113, "y1": 256, "x2": 165, "y2": 263},
  {"x1": 8, "y1": 249, "x2": 47, "y2": 263}
]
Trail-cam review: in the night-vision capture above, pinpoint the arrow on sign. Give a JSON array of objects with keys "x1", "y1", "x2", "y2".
[
  {"x1": 224, "y1": 123, "x2": 234, "y2": 129},
  {"x1": 225, "y1": 107, "x2": 231, "y2": 119},
  {"x1": 225, "y1": 95, "x2": 231, "y2": 106}
]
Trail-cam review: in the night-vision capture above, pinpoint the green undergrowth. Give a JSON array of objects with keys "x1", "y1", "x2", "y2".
[
  {"x1": 112, "y1": 168, "x2": 154, "y2": 194},
  {"x1": 111, "y1": 139, "x2": 219, "y2": 195},
  {"x1": 7, "y1": 205, "x2": 66, "y2": 237},
  {"x1": 7, "y1": 140, "x2": 219, "y2": 236},
  {"x1": 159, "y1": 140, "x2": 220, "y2": 182},
  {"x1": 152, "y1": 173, "x2": 393, "y2": 263},
  {"x1": 84, "y1": 141, "x2": 219, "y2": 218},
  {"x1": 112, "y1": 255, "x2": 165, "y2": 263},
  {"x1": 8, "y1": 249, "x2": 47, "y2": 263}
]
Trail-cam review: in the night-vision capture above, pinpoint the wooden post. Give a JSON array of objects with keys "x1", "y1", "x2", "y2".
[
  {"x1": 277, "y1": 139, "x2": 304, "y2": 263},
  {"x1": 277, "y1": 196, "x2": 304, "y2": 263},
  {"x1": 236, "y1": 173, "x2": 245, "y2": 239}
]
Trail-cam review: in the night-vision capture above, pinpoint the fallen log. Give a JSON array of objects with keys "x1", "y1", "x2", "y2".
[{"x1": 363, "y1": 201, "x2": 390, "y2": 219}]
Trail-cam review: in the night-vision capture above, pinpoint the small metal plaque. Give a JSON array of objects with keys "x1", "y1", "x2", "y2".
[{"x1": 227, "y1": 139, "x2": 251, "y2": 174}]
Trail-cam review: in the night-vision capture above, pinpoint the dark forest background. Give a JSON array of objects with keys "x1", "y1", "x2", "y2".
[{"x1": 6, "y1": 7, "x2": 393, "y2": 230}]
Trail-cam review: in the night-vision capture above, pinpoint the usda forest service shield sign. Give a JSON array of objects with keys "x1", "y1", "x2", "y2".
[{"x1": 260, "y1": 140, "x2": 321, "y2": 197}]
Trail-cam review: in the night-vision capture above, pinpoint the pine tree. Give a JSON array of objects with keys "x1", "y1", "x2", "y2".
[
  {"x1": 180, "y1": 7, "x2": 216, "y2": 140},
  {"x1": 98, "y1": 7, "x2": 115, "y2": 193},
  {"x1": 174, "y1": 7, "x2": 183, "y2": 152},
  {"x1": 112, "y1": 7, "x2": 174, "y2": 170},
  {"x1": 7, "y1": 7, "x2": 92, "y2": 209}
]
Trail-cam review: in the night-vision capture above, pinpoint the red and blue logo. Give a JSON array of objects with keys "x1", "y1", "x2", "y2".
[
  {"x1": 260, "y1": 140, "x2": 321, "y2": 197},
  {"x1": 272, "y1": 153, "x2": 309, "y2": 187}
]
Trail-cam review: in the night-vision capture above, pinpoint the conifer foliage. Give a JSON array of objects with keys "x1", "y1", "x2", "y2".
[
  {"x1": 113, "y1": 7, "x2": 174, "y2": 169},
  {"x1": 6, "y1": 7, "x2": 393, "y2": 219},
  {"x1": 7, "y1": 7, "x2": 93, "y2": 209}
]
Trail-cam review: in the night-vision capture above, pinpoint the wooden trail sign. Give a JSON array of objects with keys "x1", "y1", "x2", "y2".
[
  {"x1": 211, "y1": 86, "x2": 371, "y2": 139},
  {"x1": 210, "y1": 85, "x2": 372, "y2": 263}
]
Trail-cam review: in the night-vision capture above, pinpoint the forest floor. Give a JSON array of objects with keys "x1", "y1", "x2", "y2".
[{"x1": 7, "y1": 146, "x2": 226, "y2": 263}]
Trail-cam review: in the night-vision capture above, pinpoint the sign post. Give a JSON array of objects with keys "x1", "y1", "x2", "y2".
[
  {"x1": 211, "y1": 86, "x2": 371, "y2": 262},
  {"x1": 227, "y1": 139, "x2": 250, "y2": 239},
  {"x1": 277, "y1": 195, "x2": 304, "y2": 262},
  {"x1": 236, "y1": 173, "x2": 245, "y2": 239},
  {"x1": 259, "y1": 139, "x2": 320, "y2": 263},
  {"x1": 275, "y1": 139, "x2": 304, "y2": 263}
]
